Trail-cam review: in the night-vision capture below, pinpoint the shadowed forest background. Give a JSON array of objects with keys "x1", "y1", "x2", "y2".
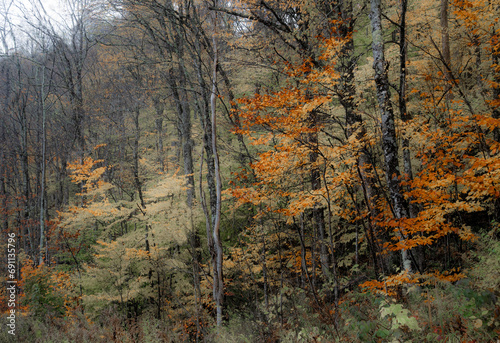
[{"x1": 0, "y1": 0, "x2": 499, "y2": 341}]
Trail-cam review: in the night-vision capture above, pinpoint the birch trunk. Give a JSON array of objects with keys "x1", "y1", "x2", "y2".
[{"x1": 370, "y1": 0, "x2": 411, "y2": 273}]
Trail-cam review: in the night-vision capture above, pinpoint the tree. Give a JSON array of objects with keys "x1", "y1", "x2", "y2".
[{"x1": 369, "y1": 0, "x2": 411, "y2": 273}]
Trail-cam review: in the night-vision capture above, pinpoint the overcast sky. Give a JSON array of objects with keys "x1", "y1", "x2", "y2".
[
  {"x1": 1, "y1": 0, "x2": 79, "y2": 53},
  {"x1": 2, "y1": 0, "x2": 61, "y2": 23}
]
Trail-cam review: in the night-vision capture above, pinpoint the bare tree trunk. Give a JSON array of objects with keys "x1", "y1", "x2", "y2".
[
  {"x1": 191, "y1": 227, "x2": 202, "y2": 342},
  {"x1": 0, "y1": 150, "x2": 8, "y2": 232},
  {"x1": 168, "y1": 67, "x2": 195, "y2": 207},
  {"x1": 191, "y1": 31, "x2": 217, "y2": 229},
  {"x1": 178, "y1": 66, "x2": 195, "y2": 207},
  {"x1": 398, "y1": 0, "x2": 422, "y2": 270},
  {"x1": 21, "y1": 104, "x2": 34, "y2": 257},
  {"x1": 309, "y1": 121, "x2": 330, "y2": 279},
  {"x1": 153, "y1": 97, "x2": 165, "y2": 172},
  {"x1": 189, "y1": 4, "x2": 251, "y2": 167},
  {"x1": 492, "y1": 33, "x2": 500, "y2": 143},
  {"x1": 261, "y1": 217, "x2": 269, "y2": 310},
  {"x1": 441, "y1": 0, "x2": 453, "y2": 90},
  {"x1": 492, "y1": 28, "x2": 500, "y2": 220},
  {"x1": 133, "y1": 107, "x2": 145, "y2": 208},
  {"x1": 370, "y1": 0, "x2": 411, "y2": 273},
  {"x1": 335, "y1": 0, "x2": 382, "y2": 279},
  {"x1": 210, "y1": 30, "x2": 224, "y2": 327},
  {"x1": 38, "y1": 65, "x2": 47, "y2": 265}
]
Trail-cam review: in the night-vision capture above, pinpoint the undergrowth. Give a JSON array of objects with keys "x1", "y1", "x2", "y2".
[{"x1": 2, "y1": 235, "x2": 499, "y2": 342}]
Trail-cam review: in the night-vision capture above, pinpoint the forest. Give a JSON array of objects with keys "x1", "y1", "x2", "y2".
[{"x1": 0, "y1": 0, "x2": 499, "y2": 341}]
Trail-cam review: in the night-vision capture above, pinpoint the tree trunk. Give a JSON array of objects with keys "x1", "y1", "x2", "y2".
[
  {"x1": 178, "y1": 67, "x2": 195, "y2": 208},
  {"x1": 492, "y1": 32, "x2": 500, "y2": 143},
  {"x1": 168, "y1": 67, "x2": 195, "y2": 207},
  {"x1": 0, "y1": 154, "x2": 8, "y2": 232},
  {"x1": 133, "y1": 107, "x2": 145, "y2": 209},
  {"x1": 370, "y1": 0, "x2": 411, "y2": 273},
  {"x1": 441, "y1": 0, "x2": 453, "y2": 89},
  {"x1": 20, "y1": 105, "x2": 34, "y2": 257},
  {"x1": 334, "y1": 0, "x2": 382, "y2": 280},
  {"x1": 39, "y1": 66, "x2": 47, "y2": 265},
  {"x1": 210, "y1": 32, "x2": 224, "y2": 327},
  {"x1": 191, "y1": 32, "x2": 217, "y2": 229},
  {"x1": 309, "y1": 121, "x2": 330, "y2": 279},
  {"x1": 153, "y1": 97, "x2": 165, "y2": 172}
]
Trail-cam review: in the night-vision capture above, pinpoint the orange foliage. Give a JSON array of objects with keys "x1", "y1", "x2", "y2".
[
  {"x1": 228, "y1": 0, "x2": 500, "y2": 292},
  {"x1": 67, "y1": 156, "x2": 107, "y2": 195},
  {"x1": 360, "y1": 269, "x2": 466, "y2": 297},
  {"x1": 19, "y1": 259, "x2": 81, "y2": 318}
]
